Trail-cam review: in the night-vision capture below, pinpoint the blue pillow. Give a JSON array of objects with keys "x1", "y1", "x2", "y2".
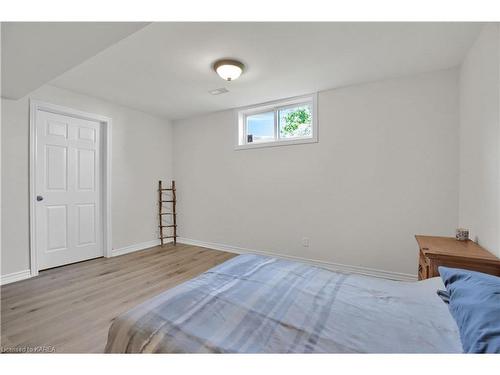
[{"x1": 439, "y1": 267, "x2": 500, "y2": 353}]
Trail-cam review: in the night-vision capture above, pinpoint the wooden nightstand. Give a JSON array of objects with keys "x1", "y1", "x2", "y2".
[{"x1": 415, "y1": 235, "x2": 500, "y2": 280}]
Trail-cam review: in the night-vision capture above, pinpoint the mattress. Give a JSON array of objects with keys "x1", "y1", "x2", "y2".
[{"x1": 105, "y1": 254, "x2": 462, "y2": 353}]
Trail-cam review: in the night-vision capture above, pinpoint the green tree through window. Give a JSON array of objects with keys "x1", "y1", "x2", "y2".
[{"x1": 280, "y1": 106, "x2": 312, "y2": 138}]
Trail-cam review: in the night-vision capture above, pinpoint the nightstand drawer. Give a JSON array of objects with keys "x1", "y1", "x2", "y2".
[{"x1": 418, "y1": 250, "x2": 429, "y2": 280}]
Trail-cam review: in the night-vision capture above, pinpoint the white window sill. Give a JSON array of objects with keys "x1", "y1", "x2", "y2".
[{"x1": 234, "y1": 137, "x2": 318, "y2": 151}]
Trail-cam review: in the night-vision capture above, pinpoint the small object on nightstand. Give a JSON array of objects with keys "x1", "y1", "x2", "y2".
[
  {"x1": 415, "y1": 235, "x2": 500, "y2": 280},
  {"x1": 455, "y1": 228, "x2": 469, "y2": 241}
]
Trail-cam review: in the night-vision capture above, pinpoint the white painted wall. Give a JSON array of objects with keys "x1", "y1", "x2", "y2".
[
  {"x1": 458, "y1": 24, "x2": 500, "y2": 257},
  {"x1": 1, "y1": 85, "x2": 173, "y2": 275},
  {"x1": 173, "y1": 69, "x2": 460, "y2": 276}
]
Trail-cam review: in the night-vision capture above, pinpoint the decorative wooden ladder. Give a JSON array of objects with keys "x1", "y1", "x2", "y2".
[{"x1": 158, "y1": 180, "x2": 177, "y2": 246}]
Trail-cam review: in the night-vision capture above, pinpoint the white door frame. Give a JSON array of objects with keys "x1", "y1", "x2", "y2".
[{"x1": 29, "y1": 100, "x2": 112, "y2": 277}]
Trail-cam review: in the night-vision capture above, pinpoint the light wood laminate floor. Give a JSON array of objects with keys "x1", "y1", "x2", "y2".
[{"x1": 1, "y1": 244, "x2": 235, "y2": 353}]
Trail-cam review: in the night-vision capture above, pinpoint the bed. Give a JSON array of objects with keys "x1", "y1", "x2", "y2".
[{"x1": 105, "y1": 254, "x2": 462, "y2": 353}]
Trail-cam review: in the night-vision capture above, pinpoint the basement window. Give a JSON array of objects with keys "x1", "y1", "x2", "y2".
[{"x1": 236, "y1": 94, "x2": 318, "y2": 149}]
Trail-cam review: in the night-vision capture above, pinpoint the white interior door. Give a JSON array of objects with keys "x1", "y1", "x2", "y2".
[{"x1": 35, "y1": 109, "x2": 102, "y2": 270}]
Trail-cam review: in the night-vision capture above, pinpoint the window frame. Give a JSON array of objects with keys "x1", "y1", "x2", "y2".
[{"x1": 235, "y1": 93, "x2": 318, "y2": 150}]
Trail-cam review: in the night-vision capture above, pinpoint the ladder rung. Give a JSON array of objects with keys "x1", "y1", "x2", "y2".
[
  {"x1": 160, "y1": 225, "x2": 177, "y2": 228},
  {"x1": 160, "y1": 236, "x2": 176, "y2": 239},
  {"x1": 159, "y1": 188, "x2": 175, "y2": 191},
  {"x1": 160, "y1": 212, "x2": 176, "y2": 215},
  {"x1": 161, "y1": 200, "x2": 174, "y2": 203}
]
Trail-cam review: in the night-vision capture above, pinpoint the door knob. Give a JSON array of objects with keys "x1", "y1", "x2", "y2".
[{"x1": 36, "y1": 195, "x2": 44, "y2": 201}]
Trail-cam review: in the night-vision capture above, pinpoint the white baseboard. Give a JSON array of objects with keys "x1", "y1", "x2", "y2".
[
  {"x1": 111, "y1": 239, "x2": 171, "y2": 257},
  {"x1": 178, "y1": 237, "x2": 417, "y2": 282},
  {"x1": 1, "y1": 269, "x2": 32, "y2": 286}
]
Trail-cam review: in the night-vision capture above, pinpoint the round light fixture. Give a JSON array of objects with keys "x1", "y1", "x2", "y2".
[{"x1": 213, "y1": 59, "x2": 244, "y2": 81}]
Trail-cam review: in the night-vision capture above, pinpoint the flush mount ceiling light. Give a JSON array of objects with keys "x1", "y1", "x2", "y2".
[{"x1": 213, "y1": 59, "x2": 244, "y2": 81}]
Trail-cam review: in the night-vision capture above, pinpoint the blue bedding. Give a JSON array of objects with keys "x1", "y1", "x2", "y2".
[
  {"x1": 439, "y1": 267, "x2": 500, "y2": 353},
  {"x1": 105, "y1": 254, "x2": 461, "y2": 353}
]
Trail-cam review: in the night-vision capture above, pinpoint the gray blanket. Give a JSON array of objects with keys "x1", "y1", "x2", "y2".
[{"x1": 105, "y1": 254, "x2": 462, "y2": 353}]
